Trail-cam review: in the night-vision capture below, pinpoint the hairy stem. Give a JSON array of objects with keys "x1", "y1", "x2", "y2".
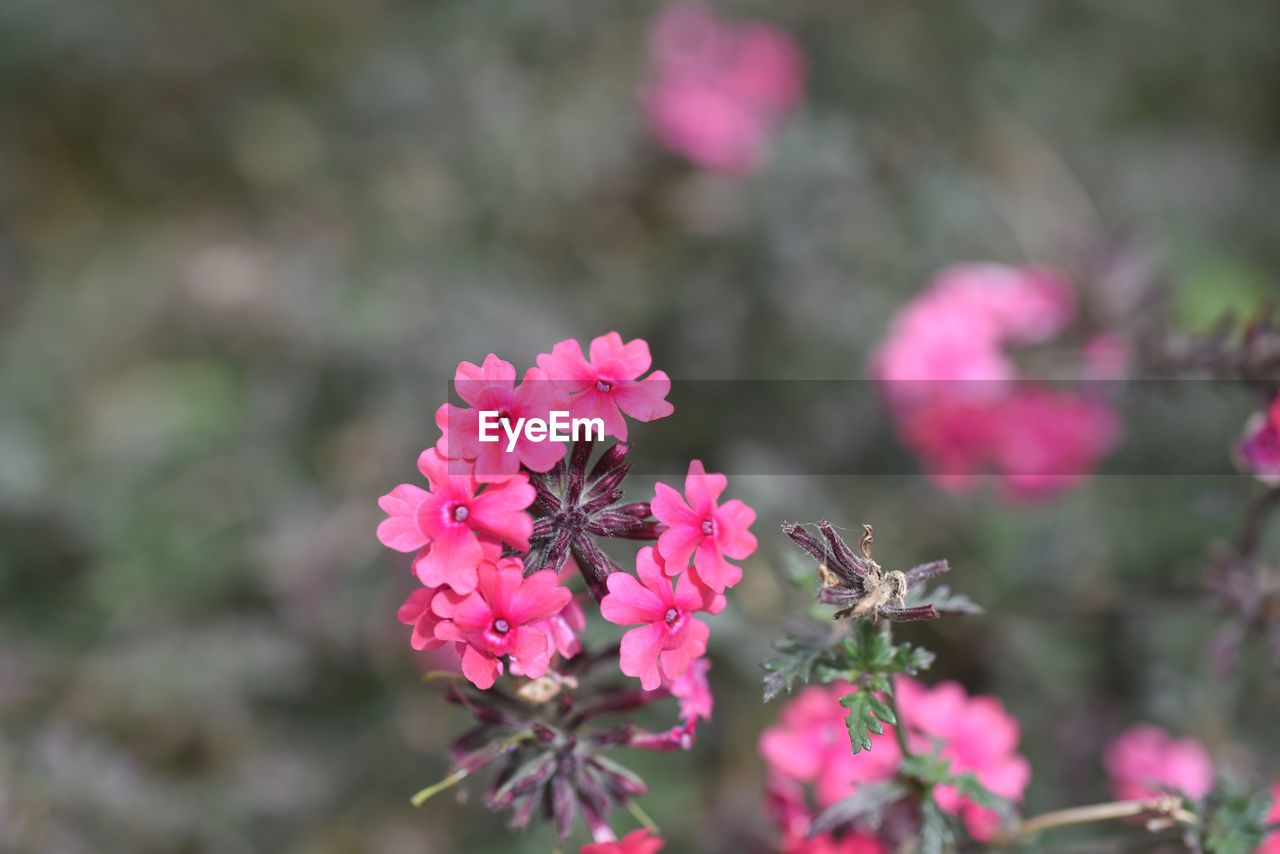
[{"x1": 991, "y1": 798, "x2": 1198, "y2": 844}]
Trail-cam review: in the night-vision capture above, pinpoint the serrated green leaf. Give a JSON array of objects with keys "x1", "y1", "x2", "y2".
[
  {"x1": 839, "y1": 687, "x2": 895, "y2": 755},
  {"x1": 762, "y1": 634, "x2": 841, "y2": 702}
]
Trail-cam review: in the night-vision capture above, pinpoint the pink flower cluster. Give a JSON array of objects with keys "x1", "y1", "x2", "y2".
[
  {"x1": 871, "y1": 263, "x2": 1122, "y2": 498},
  {"x1": 378, "y1": 333, "x2": 677, "y2": 690},
  {"x1": 1103, "y1": 724, "x2": 1214, "y2": 802},
  {"x1": 643, "y1": 3, "x2": 804, "y2": 174},
  {"x1": 602, "y1": 460, "x2": 756, "y2": 695},
  {"x1": 1237, "y1": 395, "x2": 1280, "y2": 486},
  {"x1": 759, "y1": 677, "x2": 1030, "y2": 847},
  {"x1": 1105, "y1": 724, "x2": 1280, "y2": 851}
]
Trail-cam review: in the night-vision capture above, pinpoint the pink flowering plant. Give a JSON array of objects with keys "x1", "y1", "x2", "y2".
[
  {"x1": 758, "y1": 517, "x2": 1280, "y2": 853},
  {"x1": 377, "y1": 332, "x2": 754, "y2": 850}
]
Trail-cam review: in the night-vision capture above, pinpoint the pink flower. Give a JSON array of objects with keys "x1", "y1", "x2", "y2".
[
  {"x1": 580, "y1": 829, "x2": 665, "y2": 854},
  {"x1": 1238, "y1": 397, "x2": 1280, "y2": 486},
  {"x1": 782, "y1": 831, "x2": 886, "y2": 854},
  {"x1": 1103, "y1": 724, "x2": 1214, "y2": 802},
  {"x1": 1259, "y1": 782, "x2": 1280, "y2": 854},
  {"x1": 895, "y1": 677, "x2": 1032, "y2": 841},
  {"x1": 435, "y1": 354, "x2": 571, "y2": 478},
  {"x1": 376, "y1": 450, "x2": 534, "y2": 595},
  {"x1": 668, "y1": 656, "x2": 713, "y2": 724},
  {"x1": 397, "y1": 586, "x2": 447, "y2": 650},
  {"x1": 430, "y1": 557, "x2": 572, "y2": 689},
  {"x1": 536, "y1": 333, "x2": 673, "y2": 441},
  {"x1": 759, "y1": 682, "x2": 902, "y2": 809},
  {"x1": 871, "y1": 263, "x2": 1120, "y2": 498},
  {"x1": 987, "y1": 388, "x2": 1122, "y2": 498},
  {"x1": 644, "y1": 3, "x2": 803, "y2": 173},
  {"x1": 651, "y1": 459, "x2": 756, "y2": 591},
  {"x1": 871, "y1": 264, "x2": 1074, "y2": 391},
  {"x1": 600, "y1": 546, "x2": 724, "y2": 690},
  {"x1": 530, "y1": 595, "x2": 586, "y2": 661}
]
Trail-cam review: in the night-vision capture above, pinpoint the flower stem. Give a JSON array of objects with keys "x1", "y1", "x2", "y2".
[
  {"x1": 626, "y1": 800, "x2": 660, "y2": 834},
  {"x1": 880, "y1": 621, "x2": 912, "y2": 757},
  {"x1": 992, "y1": 798, "x2": 1199, "y2": 844},
  {"x1": 409, "y1": 766, "x2": 469, "y2": 807}
]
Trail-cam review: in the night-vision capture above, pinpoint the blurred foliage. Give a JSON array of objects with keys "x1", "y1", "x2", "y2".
[{"x1": 2, "y1": 0, "x2": 1279, "y2": 852}]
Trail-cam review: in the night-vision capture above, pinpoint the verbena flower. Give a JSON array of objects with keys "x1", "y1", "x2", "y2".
[
  {"x1": 1237, "y1": 396, "x2": 1280, "y2": 485},
  {"x1": 537, "y1": 333, "x2": 673, "y2": 441},
  {"x1": 652, "y1": 459, "x2": 756, "y2": 591},
  {"x1": 397, "y1": 585, "x2": 447, "y2": 651},
  {"x1": 759, "y1": 677, "x2": 1030, "y2": 844},
  {"x1": 667, "y1": 656, "x2": 713, "y2": 724},
  {"x1": 601, "y1": 546, "x2": 724, "y2": 690},
  {"x1": 376, "y1": 450, "x2": 534, "y2": 594},
  {"x1": 870, "y1": 263, "x2": 1121, "y2": 498},
  {"x1": 759, "y1": 681, "x2": 901, "y2": 809},
  {"x1": 435, "y1": 354, "x2": 571, "y2": 477},
  {"x1": 580, "y1": 828, "x2": 666, "y2": 853},
  {"x1": 895, "y1": 676, "x2": 1031, "y2": 840},
  {"x1": 1103, "y1": 724, "x2": 1214, "y2": 802},
  {"x1": 643, "y1": 2, "x2": 803, "y2": 173},
  {"x1": 431, "y1": 558, "x2": 572, "y2": 688},
  {"x1": 1260, "y1": 782, "x2": 1280, "y2": 854}
]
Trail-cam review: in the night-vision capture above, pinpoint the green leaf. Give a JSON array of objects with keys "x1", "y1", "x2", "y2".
[
  {"x1": 762, "y1": 634, "x2": 841, "y2": 702},
  {"x1": 843, "y1": 620, "x2": 935, "y2": 678},
  {"x1": 919, "y1": 797, "x2": 957, "y2": 854},
  {"x1": 809, "y1": 781, "x2": 908, "y2": 837},
  {"x1": 1202, "y1": 782, "x2": 1272, "y2": 854},
  {"x1": 952, "y1": 772, "x2": 1014, "y2": 816},
  {"x1": 906, "y1": 583, "x2": 984, "y2": 616},
  {"x1": 839, "y1": 687, "x2": 896, "y2": 754}
]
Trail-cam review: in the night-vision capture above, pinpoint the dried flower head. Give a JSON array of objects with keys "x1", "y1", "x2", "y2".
[{"x1": 782, "y1": 522, "x2": 960, "y2": 622}]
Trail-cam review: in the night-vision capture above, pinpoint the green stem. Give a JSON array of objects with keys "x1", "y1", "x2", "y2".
[
  {"x1": 880, "y1": 620, "x2": 912, "y2": 757},
  {"x1": 626, "y1": 800, "x2": 660, "y2": 834},
  {"x1": 410, "y1": 766, "x2": 469, "y2": 807}
]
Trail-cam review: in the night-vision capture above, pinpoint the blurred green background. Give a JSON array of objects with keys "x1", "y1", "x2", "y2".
[{"x1": 2, "y1": 1, "x2": 1279, "y2": 851}]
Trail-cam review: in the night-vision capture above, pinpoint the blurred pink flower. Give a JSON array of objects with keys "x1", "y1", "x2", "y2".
[
  {"x1": 643, "y1": 3, "x2": 803, "y2": 173},
  {"x1": 435, "y1": 354, "x2": 571, "y2": 478},
  {"x1": 600, "y1": 546, "x2": 724, "y2": 690},
  {"x1": 758, "y1": 681, "x2": 901, "y2": 809},
  {"x1": 537, "y1": 333, "x2": 673, "y2": 441},
  {"x1": 871, "y1": 263, "x2": 1120, "y2": 498},
  {"x1": 431, "y1": 557, "x2": 572, "y2": 689},
  {"x1": 895, "y1": 677, "x2": 1031, "y2": 840},
  {"x1": 651, "y1": 459, "x2": 756, "y2": 591},
  {"x1": 376, "y1": 449, "x2": 534, "y2": 595},
  {"x1": 760, "y1": 678, "x2": 1029, "y2": 843},
  {"x1": 1260, "y1": 782, "x2": 1280, "y2": 854},
  {"x1": 580, "y1": 829, "x2": 665, "y2": 854},
  {"x1": 782, "y1": 831, "x2": 886, "y2": 854},
  {"x1": 1103, "y1": 724, "x2": 1214, "y2": 802},
  {"x1": 1238, "y1": 396, "x2": 1280, "y2": 486}
]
